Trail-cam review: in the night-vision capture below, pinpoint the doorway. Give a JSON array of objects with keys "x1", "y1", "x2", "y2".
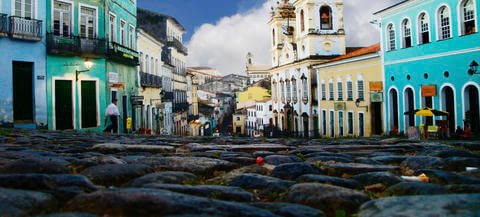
[
  {"x1": 371, "y1": 102, "x2": 383, "y2": 135},
  {"x1": 404, "y1": 88, "x2": 415, "y2": 129},
  {"x1": 13, "y1": 61, "x2": 34, "y2": 125},
  {"x1": 389, "y1": 89, "x2": 399, "y2": 131},
  {"x1": 55, "y1": 80, "x2": 73, "y2": 130},
  {"x1": 423, "y1": 96, "x2": 433, "y2": 125},
  {"x1": 302, "y1": 114, "x2": 309, "y2": 138},
  {"x1": 441, "y1": 86, "x2": 455, "y2": 133},
  {"x1": 81, "y1": 81, "x2": 97, "y2": 128},
  {"x1": 464, "y1": 85, "x2": 480, "y2": 133}
]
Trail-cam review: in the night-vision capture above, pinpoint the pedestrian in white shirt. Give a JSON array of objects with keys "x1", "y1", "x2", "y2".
[{"x1": 104, "y1": 99, "x2": 121, "y2": 133}]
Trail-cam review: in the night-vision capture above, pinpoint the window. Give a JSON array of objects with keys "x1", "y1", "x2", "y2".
[
  {"x1": 292, "y1": 79, "x2": 297, "y2": 100},
  {"x1": 281, "y1": 81, "x2": 285, "y2": 100},
  {"x1": 418, "y1": 13, "x2": 430, "y2": 44},
  {"x1": 120, "y1": 20, "x2": 126, "y2": 45},
  {"x1": 387, "y1": 24, "x2": 396, "y2": 50},
  {"x1": 109, "y1": 13, "x2": 117, "y2": 43},
  {"x1": 151, "y1": 57, "x2": 154, "y2": 74},
  {"x1": 15, "y1": 0, "x2": 33, "y2": 18},
  {"x1": 330, "y1": 111, "x2": 335, "y2": 137},
  {"x1": 329, "y1": 79, "x2": 334, "y2": 100},
  {"x1": 438, "y1": 6, "x2": 451, "y2": 40},
  {"x1": 155, "y1": 59, "x2": 159, "y2": 75},
  {"x1": 145, "y1": 55, "x2": 149, "y2": 73},
  {"x1": 357, "y1": 78, "x2": 364, "y2": 101},
  {"x1": 302, "y1": 78, "x2": 308, "y2": 99},
  {"x1": 53, "y1": 1, "x2": 71, "y2": 36},
  {"x1": 320, "y1": 6, "x2": 332, "y2": 30},
  {"x1": 338, "y1": 111, "x2": 344, "y2": 137},
  {"x1": 359, "y1": 112, "x2": 365, "y2": 137},
  {"x1": 272, "y1": 29, "x2": 276, "y2": 46},
  {"x1": 300, "y1": 10, "x2": 305, "y2": 32},
  {"x1": 402, "y1": 19, "x2": 412, "y2": 48},
  {"x1": 347, "y1": 112, "x2": 353, "y2": 135},
  {"x1": 286, "y1": 80, "x2": 291, "y2": 101},
  {"x1": 129, "y1": 25, "x2": 135, "y2": 49},
  {"x1": 80, "y1": 6, "x2": 96, "y2": 39},
  {"x1": 346, "y1": 77, "x2": 353, "y2": 101},
  {"x1": 139, "y1": 52, "x2": 144, "y2": 71},
  {"x1": 461, "y1": 0, "x2": 476, "y2": 35},
  {"x1": 322, "y1": 110, "x2": 327, "y2": 136},
  {"x1": 321, "y1": 80, "x2": 326, "y2": 100},
  {"x1": 337, "y1": 78, "x2": 343, "y2": 100}
]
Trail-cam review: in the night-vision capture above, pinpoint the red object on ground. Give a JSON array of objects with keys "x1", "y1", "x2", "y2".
[{"x1": 256, "y1": 157, "x2": 264, "y2": 165}]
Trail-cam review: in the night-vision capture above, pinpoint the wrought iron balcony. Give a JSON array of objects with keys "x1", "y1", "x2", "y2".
[
  {"x1": 162, "y1": 91, "x2": 173, "y2": 101},
  {"x1": 47, "y1": 33, "x2": 79, "y2": 55},
  {"x1": 107, "y1": 41, "x2": 139, "y2": 66},
  {"x1": 9, "y1": 16, "x2": 42, "y2": 41},
  {"x1": 167, "y1": 37, "x2": 188, "y2": 55},
  {"x1": 80, "y1": 37, "x2": 106, "y2": 57},
  {"x1": 140, "y1": 71, "x2": 162, "y2": 88},
  {"x1": 0, "y1": 14, "x2": 7, "y2": 37}
]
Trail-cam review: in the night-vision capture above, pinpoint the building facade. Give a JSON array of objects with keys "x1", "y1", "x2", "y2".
[
  {"x1": 376, "y1": 0, "x2": 480, "y2": 134},
  {"x1": 246, "y1": 52, "x2": 270, "y2": 85},
  {"x1": 270, "y1": 0, "x2": 346, "y2": 137},
  {"x1": 105, "y1": 0, "x2": 139, "y2": 133},
  {"x1": 314, "y1": 44, "x2": 383, "y2": 138},
  {"x1": 137, "y1": 28, "x2": 163, "y2": 134},
  {"x1": 233, "y1": 110, "x2": 246, "y2": 135},
  {"x1": 0, "y1": 0, "x2": 47, "y2": 128},
  {"x1": 46, "y1": 0, "x2": 107, "y2": 131}
]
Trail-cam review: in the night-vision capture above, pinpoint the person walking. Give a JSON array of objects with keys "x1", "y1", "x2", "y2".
[{"x1": 104, "y1": 99, "x2": 121, "y2": 134}]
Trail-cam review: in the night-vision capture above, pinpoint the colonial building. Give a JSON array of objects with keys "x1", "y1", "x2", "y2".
[
  {"x1": 270, "y1": 0, "x2": 345, "y2": 137},
  {"x1": 314, "y1": 44, "x2": 383, "y2": 138},
  {"x1": 187, "y1": 67, "x2": 222, "y2": 86},
  {"x1": 105, "y1": 0, "x2": 139, "y2": 133},
  {"x1": 137, "y1": 28, "x2": 164, "y2": 134},
  {"x1": 0, "y1": 0, "x2": 47, "y2": 128},
  {"x1": 233, "y1": 109, "x2": 247, "y2": 135},
  {"x1": 246, "y1": 52, "x2": 270, "y2": 85},
  {"x1": 138, "y1": 9, "x2": 188, "y2": 136},
  {"x1": 375, "y1": 0, "x2": 480, "y2": 134},
  {"x1": 222, "y1": 74, "x2": 249, "y2": 91}
]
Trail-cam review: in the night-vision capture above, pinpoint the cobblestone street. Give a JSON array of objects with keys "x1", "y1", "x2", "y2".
[{"x1": 0, "y1": 128, "x2": 479, "y2": 216}]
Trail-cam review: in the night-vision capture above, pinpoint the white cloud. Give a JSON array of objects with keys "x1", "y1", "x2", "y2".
[{"x1": 187, "y1": 0, "x2": 402, "y2": 76}]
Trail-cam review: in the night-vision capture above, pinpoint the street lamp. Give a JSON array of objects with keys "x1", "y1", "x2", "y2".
[
  {"x1": 468, "y1": 60, "x2": 479, "y2": 75},
  {"x1": 76, "y1": 58, "x2": 93, "y2": 81}
]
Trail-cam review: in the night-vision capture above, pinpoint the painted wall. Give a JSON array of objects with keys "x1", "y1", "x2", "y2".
[
  {"x1": 0, "y1": 0, "x2": 47, "y2": 127},
  {"x1": 316, "y1": 56, "x2": 383, "y2": 137},
  {"x1": 238, "y1": 86, "x2": 271, "y2": 104},
  {"x1": 379, "y1": 0, "x2": 480, "y2": 132}
]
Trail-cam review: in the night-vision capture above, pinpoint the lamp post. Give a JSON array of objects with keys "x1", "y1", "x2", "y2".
[
  {"x1": 76, "y1": 58, "x2": 93, "y2": 81},
  {"x1": 468, "y1": 60, "x2": 479, "y2": 75}
]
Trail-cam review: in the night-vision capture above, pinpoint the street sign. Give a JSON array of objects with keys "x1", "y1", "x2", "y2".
[
  {"x1": 109, "y1": 83, "x2": 125, "y2": 88},
  {"x1": 132, "y1": 101, "x2": 143, "y2": 106},
  {"x1": 370, "y1": 92, "x2": 384, "y2": 102},
  {"x1": 130, "y1": 95, "x2": 144, "y2": 100}
]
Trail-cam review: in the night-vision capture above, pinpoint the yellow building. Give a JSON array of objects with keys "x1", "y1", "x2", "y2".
[
  {"x1": 233, "y1": 110, "x2": 247, "y2": 135},
  {"x1": 137, "y1": 28, "x2": 164, "y2": 134},
  {"x1": 314, "y1": 44, "x2": 383, "y2": 138},
  {"x1": 238, "y1": 86, "x2": 271, "y2": 105}
]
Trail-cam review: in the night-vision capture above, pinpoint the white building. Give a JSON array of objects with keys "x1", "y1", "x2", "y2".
[
  {"x1": 246, "y1": 106, "x2": 257, "y2": 137},
  {"x1": 256, "y1": 99, "x2": 273, "y2": 135},
  {"x1": 246, "y1": 52, "x2": 271, "y2": 85}
]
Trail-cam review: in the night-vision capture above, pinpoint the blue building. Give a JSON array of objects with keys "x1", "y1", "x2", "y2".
[
  {"x1": 0, "y1": 0, "x2": 47, "y2": 128},
  {"x1": 375, "y1": 0, "x2": 480, "y2": 134}
]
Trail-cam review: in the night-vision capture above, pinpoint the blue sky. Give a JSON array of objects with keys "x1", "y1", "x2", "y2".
[{"x1": 137, "y1": 0, "x2": 266, "y2": 42}]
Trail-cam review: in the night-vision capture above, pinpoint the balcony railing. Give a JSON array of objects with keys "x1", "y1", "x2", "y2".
[
  {"x1": 162, "y1": 91, "x2": 173, "y2": 101},
  {"x1": 107, "y1": 41, "x2": 139, "y2": 66},
  {"x1": 140, "y1": 71, "x2": 162, "y2": 88},
  {"x1": 173, "y1": 102, "x2": 188, "y2": 113},
  {"x1": 80, "y1": 37, "x2": 106, "y2": 57},
  {"x1": 9, "y1": 16, "x2": 42, "y2": 41},
  {"x1": 0, "y1": 14, "x2": 7, "y2": 37},
  {"x1": 167, "y1": 37, "x2": 188, "y2": 55}
]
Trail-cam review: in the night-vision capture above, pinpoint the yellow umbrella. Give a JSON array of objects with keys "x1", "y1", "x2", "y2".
[{"x1": 414, "y1": 107, "x2": 449, "y2": 117}]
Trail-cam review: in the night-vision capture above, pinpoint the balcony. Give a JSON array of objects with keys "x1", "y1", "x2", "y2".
[
  {"x1": 0, "y1": 14, "x2": 7, "y2": 37},
  {"x1": 167, "y1": 37, "x2": 188, "y2": 55},
  {"x1": 9, "y1": 16, "x2": 42, "y2": 41},
  {"x1": 107, "y1": 41, "x2": 139, "y2": 66},
  {"x1": 162, "y1": 91, "x2": 173, "y2": 101},
  {"x1": 47, "y1": 33, "x2": 106, "y2": 57},
  {"x1": 173, "y1": 102, "x2": 188, "y2": 113},
  {"x1": 79, "y1": 37, "x2": 106, "y2": 57},
  {"x1": 140, "y1": 71, "x2": 162, "y2": 88}
]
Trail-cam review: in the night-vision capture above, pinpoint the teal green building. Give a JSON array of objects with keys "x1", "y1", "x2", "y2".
[{"x1": 46, "y1": 0, "x2": 138, "y2": 132}]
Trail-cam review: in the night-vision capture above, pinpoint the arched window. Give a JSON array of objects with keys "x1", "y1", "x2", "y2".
[
  {"x1": 328, "y1": 78, "x2": 334, "y2": 100},
  {"x1": 320, "y1": 6, "x2": 332, "y2": 30},
  {"x1": 438, "y1": 6, "x2": 451, "y2": 40},
  {"x1": 460, "y1": 0, "x2": 476, "y2": 35},
  {"x1": 272, "y1": 29, "x2": 276, "y2": 46},
  {"x1": 357, "y1": 74, "x2": 364, "y2": 101},
  {"x1": 300, "y1": 10, "x2": 305, "y2": 32},
  {"x1": 286, "y1": 79, "x2": 291, "y2": 101},
  {"x1": 387, "y1": 23, "x2": 396, "y2": 50},
  {"x1": 151, "y1": 57, "x2": 154, "y2": 75},
  {"x1": 145, "y1": 54, "x2": 149, "y2": 73},
  {"x1": 292, "y1": 78, "x2": 297, "y2": 101},
  {"x1": 321, "y1": 79, "x2": 326, "y2": 100},
  {"x1": 346, "y1": 75, "x2": 353, "y2": 100},
  {"x1": 401, "y1": 19, "x2": 412, "y2": 48},
  {"x1": 418, "y1": 12, "x2": 430, "y2": 44},
  {"x1": 337, "y1": 77, "x2": 343, "y2": 100}
]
